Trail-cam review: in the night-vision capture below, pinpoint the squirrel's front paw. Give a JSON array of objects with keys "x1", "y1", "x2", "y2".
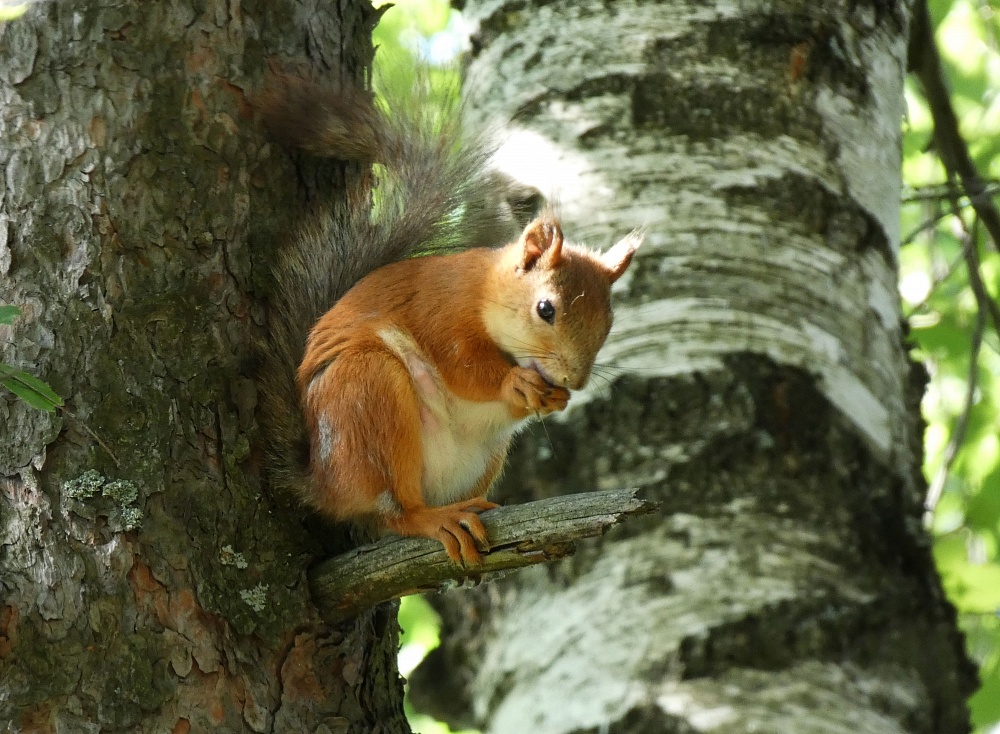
[{"x1": 502, "y1": 367, "x2": 570, "y2": 417}]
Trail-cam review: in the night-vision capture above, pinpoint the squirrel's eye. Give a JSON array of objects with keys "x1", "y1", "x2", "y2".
[{"x1": 536, "y1": 299, "x2": 556, "y2": 324}]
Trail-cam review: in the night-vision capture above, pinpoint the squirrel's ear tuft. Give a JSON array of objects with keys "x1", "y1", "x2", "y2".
[
  {"x1": 602, "y1": 231, "x2": 642, "y2": 282},
  {"x1": 517, "y1": 217, "x2": 563, "y2": 272}
]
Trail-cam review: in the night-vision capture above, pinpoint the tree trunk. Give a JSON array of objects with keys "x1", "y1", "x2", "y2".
[
  {"x1": 0, "y1": 2, "x2": 409, "y2": 732},
  {"x1": 410, "y1": 1, "x2": 978, "y2": 732}
]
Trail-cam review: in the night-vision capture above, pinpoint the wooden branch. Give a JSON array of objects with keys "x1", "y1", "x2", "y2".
[
  {"x1": 309, "y1": 488, "x2": 656, "y2": 623},
  {"x1": 908, "y1": 0, "x2": 1000, "y2": 253}
]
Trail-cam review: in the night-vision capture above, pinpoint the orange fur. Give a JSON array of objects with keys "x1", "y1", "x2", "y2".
[{"x1": 299, "y1": 216, "x2": 639, "y2": 565}]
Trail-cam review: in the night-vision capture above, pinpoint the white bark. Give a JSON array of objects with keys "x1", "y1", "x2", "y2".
[
  {"x1": 411, "y1": 1, "x2": 975, "y2": 732},
  {"x1": 474, "y1": 0, "x2": 910, "y2": 463}
]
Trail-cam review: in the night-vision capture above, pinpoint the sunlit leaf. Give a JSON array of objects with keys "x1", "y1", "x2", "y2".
[
  {"x1": 935, "y1": 532, "x2": 969, "y2": 571},
  {"x1": 945, "y1": 562, "x2": 1000, "y2": 614},
  {"x1": 971, "y1": 135, "x2": 1000, "y2": 172},
  {"x1": 0, "y1": 3, "x2": 29, "y2": 21},
  {"x1": 953, "y1": 412, "x2": 1000, "y2": 484}
]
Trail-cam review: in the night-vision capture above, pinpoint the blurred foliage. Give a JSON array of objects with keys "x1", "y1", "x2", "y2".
[
  {"x1": 398, "y1": 596, "x2": 481, "y2": 734},
  {"x1": 373, "y1": 12, "x2": 473, "y2": 734},
  {"x1": 379, "y1": 0, "x2": 1000, "y2": 732},
  {"x1": 373, "y1": 0, "x2": 455, "y2": 60},
  {"x1": 906, "y1": 1, "x2": 1000, "y2": 731},
  {"x1": 399, "y1": 597, "x2": 439, "y2": 734}
]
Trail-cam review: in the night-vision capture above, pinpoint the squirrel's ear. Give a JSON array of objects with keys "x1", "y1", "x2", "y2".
[
  {"x1": 602, "y1": 231, "x2": 642, "y2": 282},
  {"x1": 517, "y1": 217, "x2": 563, "y2": 272}
]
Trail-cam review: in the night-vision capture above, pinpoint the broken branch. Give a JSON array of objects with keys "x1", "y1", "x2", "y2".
[{"x1": 309, "y1": 488, "x2": 656, "y2": 623}]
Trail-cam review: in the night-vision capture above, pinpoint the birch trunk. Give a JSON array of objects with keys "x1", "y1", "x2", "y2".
[
  {"x1": 409, "y1": 1, "x2": 978, "y2": 732},
  {"x1": 0, "y1": 2, "x2": 409, "y2": 732}
]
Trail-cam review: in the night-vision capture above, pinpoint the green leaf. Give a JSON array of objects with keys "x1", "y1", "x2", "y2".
[
  {"x1": 911, "y1": 317, "x2": 973, "y2": 359},
  {"x1": 970, "y1": 655, "x2": 1000, "y2": 728},
  {"x1": 967, "y1": 470, "x2": 1000, "y2": 532},
  {"x1": 947, "y1": 562, "x2": 1000, "y2": 614},
  {"x1": 0, "y1": 364, "x2": 64, "y2": 412},
  {"x1": 926, "y1": 0, "x2": 952, "y2": 27},
  {"x1": 971, "y1": 133, "x2": 1000, "y2": 173},
  {"x1": 0, "y1": 305, "x2": 20, "y2": 325},
  {"x1": 934, "y1": 533, "x2": 969, "y2": 571}
]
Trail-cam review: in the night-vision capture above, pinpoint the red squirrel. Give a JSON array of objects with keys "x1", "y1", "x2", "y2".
[{"x1": 258, "y1": 73, "x2": 640, "y2": 565}]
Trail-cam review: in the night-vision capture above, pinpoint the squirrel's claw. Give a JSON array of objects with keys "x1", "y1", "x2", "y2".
[
  {"x1": 503, "y1": 366, "x2": 571, "y2": 417},
  {"x1": 391, "y1": 502, "x2": 496, "y2": 566}
]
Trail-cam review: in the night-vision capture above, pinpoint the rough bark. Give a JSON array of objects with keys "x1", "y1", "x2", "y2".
[
  {"x1": 410, "y1": 1, "x2": 978, "y2": 732},
  {"x1": 0, "y1": 2, "x2": 409, "y2": 732}
]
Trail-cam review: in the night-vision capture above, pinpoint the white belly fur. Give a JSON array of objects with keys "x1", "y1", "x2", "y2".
[{"x1": 378, "y1": 326, "x2": 526, "y2": 506}]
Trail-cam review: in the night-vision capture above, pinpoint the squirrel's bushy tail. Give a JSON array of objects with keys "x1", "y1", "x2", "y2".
[{"x1": 255, "y1": 69, "x2": 529, "y2": 502}]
